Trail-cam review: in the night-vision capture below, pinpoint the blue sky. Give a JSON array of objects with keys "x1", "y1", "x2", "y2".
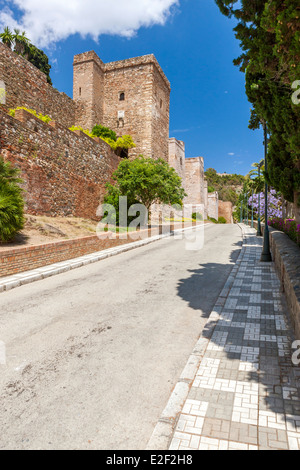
[{"x1": 1, "y1": 0, "x2": 264, "y2": 175}]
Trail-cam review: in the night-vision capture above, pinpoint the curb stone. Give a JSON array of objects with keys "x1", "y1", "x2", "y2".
[
  {"x1": 146, "y1": 224, "x2": 245, "y2": 450},
  {"x1": 0, "y1": 224, "x2": 209, "y2": 294}
]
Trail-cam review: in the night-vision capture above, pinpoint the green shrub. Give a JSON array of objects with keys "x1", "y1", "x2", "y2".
[
  {"x1": 92, "y1": 124, "x2": 117, "y2": 142},
  {"x1": 208, "y1": 216, "x2": 218, "y2": 223},
  {"x1": 68, "y1": 125, "x2": 94, "y2": 138},
  {"x1": 192, "y1": 212, "x2": 203, "y2": 220},
  {"x1": 218, "y1": 216, "x2": 227, "y2": 224},
  {"x1": 9, "y1": 107, "x2": 52, "y2": 123},
  {"x1": 69, "y1": 125, "x2": 136, "y2": 154},
  {"x1": 0, "y1": 158, "x2": 25, "y2": 242}
]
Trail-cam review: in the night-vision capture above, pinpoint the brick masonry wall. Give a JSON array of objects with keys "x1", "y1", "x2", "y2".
[
  {"x1": 0, "y1": 108, "x2": 120, "y2": 219},
  {"x1": 0, "y1": 226, "x2": 176, "y2": 278},
  {"x1": 0, "y1": 232, "x2": 144, "y2": 277},
  {"x1": 0, "y1": 42, "x2": 76, "y2": 128}
]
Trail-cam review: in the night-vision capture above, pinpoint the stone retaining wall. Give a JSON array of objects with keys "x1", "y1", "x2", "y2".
[
  {"x1": 0, "y1": 230, "x2": 149, "y2": 278},
  {"x1": 254, "y1": 223, "x2": 300, "y2": 339},
  {"x1": 0, "y1": 107, "x2": 120, "y2": 219},
  {"x1": 0, "y1": 42, "x2": 76, "y2": 128}
]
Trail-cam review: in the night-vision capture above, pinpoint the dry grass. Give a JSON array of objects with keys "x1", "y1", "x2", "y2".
[{"x1": 0, "y1": 214, "x2": 99, "y2": 250}]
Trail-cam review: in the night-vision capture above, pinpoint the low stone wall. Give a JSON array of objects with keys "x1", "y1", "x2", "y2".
[
  {"x1": 255, "y1": 223, "x2": 300, "y2": 339},
  {"x1": 0, "y1": 230, "x2": 150, "y2": 278},
  {"x1": 0, "y1": 222, "x2": 199, "y2": 278}
]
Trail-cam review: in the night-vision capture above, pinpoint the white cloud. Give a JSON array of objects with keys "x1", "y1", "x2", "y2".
[
  {"x1": 0, "y1": 0, "x2": 179, "y2": 48},
  {"x1": 228, "y1": 152, "x2": 235, "y2": 156}
]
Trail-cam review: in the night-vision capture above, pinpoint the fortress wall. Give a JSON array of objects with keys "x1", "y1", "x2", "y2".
[
  {"x1": 103, "y1": 61, "x2": 153, "y2": 159},
  {"x1": 0, "y1": 42, "x2": 76, "y2": 128},
  {"x1": 208, "y1": 192, "x2": 219, "y2": 220},
  {"x1": 0, "y1": 108, "x2": 120, "y2": 219},
  {"x1": 168, "y1": 138, "x2": 186, "y2": 189}
]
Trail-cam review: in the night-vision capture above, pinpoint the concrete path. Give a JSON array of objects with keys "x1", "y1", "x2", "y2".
[
  {"x1": 148, "y1": 225, "x2": 300, "y2": 450},
  {"x1": 0, "y1": 224, "x2": 242, "y2": 450}
]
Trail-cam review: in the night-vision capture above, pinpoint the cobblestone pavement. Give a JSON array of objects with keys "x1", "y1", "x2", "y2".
[{"x1": 168, "y1": 225, "x2": 300, "y2": 450}]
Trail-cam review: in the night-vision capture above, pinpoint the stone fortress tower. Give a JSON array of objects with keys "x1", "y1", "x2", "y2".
[
  {"x1": 73, "y1": 51, "x2": 170, "y2": 161},
  {"x1": 0, "y1": 42, "x2": 219, "y2": 221},
  {"x1": 73, "y1": 49, "x2": 218, "y2": 220}
]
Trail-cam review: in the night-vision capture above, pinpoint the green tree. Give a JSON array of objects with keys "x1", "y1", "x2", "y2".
[
  {"x1": 0, "y1": 158, "x2": 25, "y2": 242},
  {"x1": 13, "y1": 29, "x2": 30, "y2": 55},
  {"x1": 215, "y1": 0, "x2": 300, "y2": 222},
  {"x1": 0, "y1": 26, "x2": 52, "y2": 84},
  {"x1": 204, "y1": 168, "x2": 246, "y2": 205},
  {"x1": 0, "y1": 26, "x2": 14, "y2": 49},
  {"x1": 24, "y1": 43, "x2": 52, "y2": 84},
  {"x1": 104, "y1": 156, "x2": 187, "y2": 226}
]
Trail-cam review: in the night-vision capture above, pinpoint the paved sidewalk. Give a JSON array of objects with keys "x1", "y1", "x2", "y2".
[{"x1": 149, "y1": 225, "x2": 300, "y2": 450}]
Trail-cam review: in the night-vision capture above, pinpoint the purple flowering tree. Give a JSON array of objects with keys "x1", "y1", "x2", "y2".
[{"x1": 248, "y1": 188, "x2": 282, "y2": 220}]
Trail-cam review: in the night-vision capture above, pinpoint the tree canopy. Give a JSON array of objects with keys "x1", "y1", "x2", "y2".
[
  {"x1": 204, "y1": 168, "x2": 246, "y2": 205},
  {"x1": 215, "y1": 0, "x2": 300, "y2": 220},
  {"x1": 0, "y1": 158, "x2": 25, "y2": 242},
  {"x1": 0, "y1": 27, "x2": 52, "y2": 84},
  {"x1": 104, "y1": 156, "x2": 187, "y2": 225}
]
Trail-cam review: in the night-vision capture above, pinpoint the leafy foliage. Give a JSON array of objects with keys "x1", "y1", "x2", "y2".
[
  {"x1": 0, "y1": 158, "x2": 25, "y2": 242},
  {"x1": 204, "y1": 168, "x2": 246, "y2": 205},
  {"x1": 0, "y1": 26, "x2": 52, "y2": 84},
  {"x1": 92, "y1": 124, "x2": 117, "y2": 142},
  {"x1": 69, "y1": 125, "x2": 135, "y2": 154},
  {"x1": 68, "y1": 125, "x2": 94, "y2": 138},
  {"x1": 268, "y1": 217, "x2": 300, "y2": 246},
  {"x1": 214, "y1": 1, "x2": 300, "y2": 216},
  {"x1": 25, "y1": 43, "x2": 52, "y2": 85},
  {"x1": 192, "y1": 212, "x2": 203, "y2": 221},
  {"x1": 104, "y1": 156, "x2": 187, "y2": 225},
  {"x1": 9, "y1": 107, "x2": 52, "y2": 123}
]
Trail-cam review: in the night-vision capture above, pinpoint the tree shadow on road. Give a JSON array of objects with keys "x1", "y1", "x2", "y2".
[{"x1": 176, "y1": 243, "x2": 242, "y2": 318}]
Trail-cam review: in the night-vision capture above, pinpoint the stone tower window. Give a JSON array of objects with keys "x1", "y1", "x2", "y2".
[
  {"x1": 79, "y1": 87, "x2": 82, "y2": 96},
  {"x1": 160, "y1": 99, "x2": 163, "y2": 109},
  {"x1": 119, "y1": 92, "x2": 125, "y2": 101}
]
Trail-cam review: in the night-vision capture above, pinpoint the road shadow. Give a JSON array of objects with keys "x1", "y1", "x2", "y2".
[{"x1": 176, "y1": 243, "x2": 242, "y2": 318}]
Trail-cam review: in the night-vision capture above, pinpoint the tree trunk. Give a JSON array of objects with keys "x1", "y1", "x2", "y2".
[{"x1": 294, "y1": 190, "x2": 300, "y2": 225}]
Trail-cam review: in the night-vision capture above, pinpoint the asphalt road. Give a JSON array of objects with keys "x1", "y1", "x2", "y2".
[{"x1": 0, "y1": 223, "x2": 242, "y2": 450}]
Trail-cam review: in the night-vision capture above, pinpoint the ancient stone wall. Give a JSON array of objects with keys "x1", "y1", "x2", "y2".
[
  {"x1": 73, "y1": 51, "x2": 105, "y2": 131},
  {"x1": 208, "y1": 192, "x2": 219, "y2": 220},
  {"x1": 218, "y1": 200, "x2": 233, "y2": 223},
  {"x1": 185, "y1": 157, "x2": 205, "y2": 205},
  {"x1": 168, "y1": 138, "x2": 186, "y2": 189},
  {"x1": 0, "y1": 42, "x2": 76, "y2": 128},
  {"x1": 0, "y1": 108, "x2": 120, "y2": 219}
]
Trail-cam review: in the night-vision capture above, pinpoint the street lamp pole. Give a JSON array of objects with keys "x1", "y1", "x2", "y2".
[
  {"x1": 240, "y1": 195, "x2": 243, "y2": 223},
  {"x1": 251, "y1": 187, "x2": 254, "y2": 228},
  {"x1": 256, "y1": 162, "x2": 263, "y2": 236},
  {"x1": 260, "y1": 122, "x2": 272, "y2": 262}
]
